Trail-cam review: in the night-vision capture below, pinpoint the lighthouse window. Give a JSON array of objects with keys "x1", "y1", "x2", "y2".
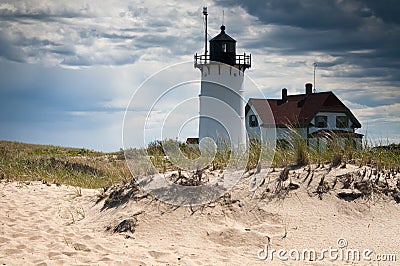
[
  {"x1": 249, "y1": 115, "x2": 258, "y2": 127},
  {"x1": 222, "y1": 43, "x2": 227, "y2": 52}
]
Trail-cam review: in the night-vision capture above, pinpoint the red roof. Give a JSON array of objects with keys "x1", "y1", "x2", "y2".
[{"x1": 246, "y1": 91, "x2": 361, "y2": 128}]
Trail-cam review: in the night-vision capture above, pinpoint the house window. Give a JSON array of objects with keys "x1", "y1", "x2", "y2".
[
  {"x1": 249, "y1": 115, "x2": 258, "y2": 127},
  {"x1": 222, "y1": 43, "x2": 227, "y2": 52},
  {"x1": 336, "y1": 116, "x2": 348, "y2": 128},
  {"x1": 315, "y1": 115, "x2": 327, "y2": 128}
]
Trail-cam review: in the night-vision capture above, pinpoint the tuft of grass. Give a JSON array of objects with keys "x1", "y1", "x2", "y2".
[
  {"x1": 269, "y1": 127, "x2": 398, "y2": 171},
  {"x1": 291, "y1": 128, "x2": 309, "y2": 166},
  {"x1": 271, "y1": 126, "x2": 309, "y2": 167},
  {"x1": 0, "y1": 140, "x2": 130, "y2": 188}
]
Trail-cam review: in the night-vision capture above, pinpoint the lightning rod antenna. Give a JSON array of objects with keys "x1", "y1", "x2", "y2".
[
  {"x1": 313, "y1": 62, "x2": 317, "y2": 92},
  {"x1": 203, "y1": 7, "x2": 208, "y2": 56}
]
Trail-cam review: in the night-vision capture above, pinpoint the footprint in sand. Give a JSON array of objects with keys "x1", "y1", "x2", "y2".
[
  {"x1": 98, "y1": 256, "x2": 112, "y2": 262},
  {"x1": 34, "y1": 262, "x2": 48, "y2": 266},
  {"x1": 72, "y1": 242, "x2": 91, "y2": 252},
  {"x1": 148, "y1": 250, "x2": 168, "y2": 259},
  {"x1": 15, "y1": 244, "x2": 26, "y2": 250},
  {"x1": 82, "y1": 234, "x2": 94, "y2": 241},
  {"x1": 28, "y1": 235, "x2": 42, "y2": 241},
  {"x1": 61, "y1": 251, "x2": 78, "y2": 257},
  {"x1": 93, "y1": 244, "x2": 114, "y2": 253},
  {"x1": 207, "y1": 228, "x2": 260, "y2": 247},
  {"x1": 3, "y1": 248, "x2": 21, "y2": 255},
  {"x1": 47, "y1": 251, "x2": 62, "y2": 259},
  {"x1": 4, "y1": 217, "x2": 17, "y2": 223},
  {"x1": 0, "y1": 237, "x2": 9, "y2": 244},
  {"x1": 207, "y1": 222, "x2": 284, "y2": 247},
  {"x1": 11, "y1": 232, "x2": 29, "y2": 238},
  {"x1": 251, "y1": 222, "x2": 285, "y2": 237}
]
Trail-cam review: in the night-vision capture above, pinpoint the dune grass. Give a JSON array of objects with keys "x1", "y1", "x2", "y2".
[
  {"x1": 1, "y1": 136, "x2": 398, "y2": 189},
  {"x1": 270, "y1": 130, "x2": 399, "y2": 171},
  {"x1": 0, "y1": 140, "x2": 129, "y2": 188},
  {"x1": 144, "y1": 134, "x2": 399, "y2": 173}
]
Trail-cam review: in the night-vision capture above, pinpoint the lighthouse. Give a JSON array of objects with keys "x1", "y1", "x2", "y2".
[{"x1": 194, "y1": 8, "x2": 251, "y2": 149}]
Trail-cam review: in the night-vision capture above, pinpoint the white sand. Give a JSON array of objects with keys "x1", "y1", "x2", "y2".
[{"x1": 1, "y1": 164, "x2": 399, "y2": 265}]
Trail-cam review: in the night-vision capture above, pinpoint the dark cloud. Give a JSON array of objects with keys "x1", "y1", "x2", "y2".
[
  {"x1": 0, "y1": 5, "x2": 91, "y2": 22},
  {"x1": 0, "y1": 24, "x2": 143, "y2": 67},
  {"x1": 100, "y1": 32, "x2": 135, "y2": 40},
  {"x1": 215, "y1": 0, "x2": 364, "y2": 30},
  {"x1": 0, "y1": 2, "x2": 207, "y2": 68},
  {"x1": 359, "y1": 0, "x2": 400, "y2": 24},
  {"x1": 222, "y1": 0, "x2": 400, "y2": 51},
  {"x1": 215, "y1": 0, "x2": 400, "y2": 84}
]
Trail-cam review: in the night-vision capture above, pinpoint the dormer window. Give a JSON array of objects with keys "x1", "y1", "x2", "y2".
[
  {"x1": 336, "y1": 116, "x2": 349, "y2": 128},
  {"x1": 315, "y1": 115, "x2": 327, "y2": 128},
  {"x1": 249, "y1": 115, "x2": 258, "y2": 127},
  {"x1": 222, "y1": 43, "x2": 227, "y2": 52}
]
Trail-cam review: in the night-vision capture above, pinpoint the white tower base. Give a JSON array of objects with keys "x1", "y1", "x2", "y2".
[{"x1": 198, "y1": 62, "x2": 246, "y2": 148}]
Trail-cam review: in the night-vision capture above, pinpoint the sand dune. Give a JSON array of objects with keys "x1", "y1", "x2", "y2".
[{"x1": 1, "y1": 164, "x2": 399, "y2": 265}]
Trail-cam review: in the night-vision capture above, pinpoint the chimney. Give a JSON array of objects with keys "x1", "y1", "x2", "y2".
[
  {"x1": 305, "y1": 83, "x2": 313, "y2": 95},
  {"x1": 282, "y1": 88, "x2": 287, "y2": 102}
]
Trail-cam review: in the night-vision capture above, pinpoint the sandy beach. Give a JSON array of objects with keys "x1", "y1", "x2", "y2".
[{"x1": 1, "y1": 164, "x2": 399, "y2": 265}]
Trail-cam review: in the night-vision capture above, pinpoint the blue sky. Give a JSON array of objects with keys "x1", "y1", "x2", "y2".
[{"x1": 0, "y1": 0, "x2": 399, "y2": 151}]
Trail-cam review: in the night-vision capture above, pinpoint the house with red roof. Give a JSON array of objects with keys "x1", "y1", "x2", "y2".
[{"x1": 245, "y1": 83, "x2": 363, "y2": 149}]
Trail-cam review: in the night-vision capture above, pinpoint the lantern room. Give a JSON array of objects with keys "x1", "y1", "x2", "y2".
[{"x1": 209, "y1": 25, "x2": 236, "y2": 66}]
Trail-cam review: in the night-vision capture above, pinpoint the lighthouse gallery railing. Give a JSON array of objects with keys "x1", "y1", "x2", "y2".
[{"x1": 194, "y1": 53, "x2": 251, "y2": 69}]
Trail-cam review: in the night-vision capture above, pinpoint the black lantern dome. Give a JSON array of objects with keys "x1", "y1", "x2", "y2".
[{"x1": 209, "y1": 25, "x2": 236, "y2": 65}]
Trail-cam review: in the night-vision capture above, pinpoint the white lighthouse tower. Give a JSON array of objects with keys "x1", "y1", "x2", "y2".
[{"x1": 194, "y1": 8, "x2": 251, "y2": 149}]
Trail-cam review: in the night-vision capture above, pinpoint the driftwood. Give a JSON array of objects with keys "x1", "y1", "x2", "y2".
[
  {"x1": 337, "y1": 189, "x2": 363, "y2": 201},
  {"x1": 112, "y1": 218, "x2": 138, "y2": 234}
]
